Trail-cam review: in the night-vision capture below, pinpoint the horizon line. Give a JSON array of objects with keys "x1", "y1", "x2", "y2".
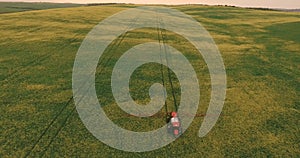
[{"x1": 1, "y1": 1, "x2": 300, "y2": 10}]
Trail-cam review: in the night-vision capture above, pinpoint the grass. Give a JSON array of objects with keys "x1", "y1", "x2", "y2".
[
  {"x1": 0, "y1": 3, "x2": 299, "y2": 157},
  {"x1": 0, "y1": 2, "x2": 82, "y2": 14}
]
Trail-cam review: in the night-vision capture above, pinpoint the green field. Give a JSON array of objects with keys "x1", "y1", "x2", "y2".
[
  {"x1": 0, "y1": 3, "x2": 299, "y2": 157},
  {"x1": 0, "y1": 2, "x2": 82, "y2": 14}
]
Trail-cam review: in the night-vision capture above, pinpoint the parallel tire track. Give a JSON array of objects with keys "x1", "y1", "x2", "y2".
[
  {"x1": 0, "y1": 30, "x2": 82, "y2": 85},
  {"x1": 158, "y1": 16, "x2": 179, "y2": 112},
  {"x1": 156, "y1": 16, "x2": 169, "y2": 123},
  {"x1": 24, "y1": 16, "x2": 140, "y2": 157}
]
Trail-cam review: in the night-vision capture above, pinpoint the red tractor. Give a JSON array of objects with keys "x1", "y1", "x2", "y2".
[{"x1": 167, "y1": 112, "x2": 182, "y2": 137}]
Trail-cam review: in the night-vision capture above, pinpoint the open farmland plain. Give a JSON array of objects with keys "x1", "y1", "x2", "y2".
[
  {"x1": 0, "y1": 3, "x2": 299, "y2": 157},
  {"x1": 0, "y1": 2, "x2": 82, "y2": 14}
]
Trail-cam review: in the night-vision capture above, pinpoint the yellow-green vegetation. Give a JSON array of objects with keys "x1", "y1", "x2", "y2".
[
  {"x1": 0, "y1": 2, "x2": 82, "y2": 14},
  {"x1": 0, "y1": 3, "x2": 299, "y2": 157}
]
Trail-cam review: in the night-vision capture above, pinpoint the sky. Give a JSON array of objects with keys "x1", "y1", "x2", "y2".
[{"x1": 1, "y1": 0, "x2": 300, "y2": 9}]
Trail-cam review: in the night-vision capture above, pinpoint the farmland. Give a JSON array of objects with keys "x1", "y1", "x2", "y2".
[
  {"x1": 0, "y1": 3, "x2": 299, "y2": 157},
  {"x1": 0, "y1": 2, "x2": 82, "y2": 14}
]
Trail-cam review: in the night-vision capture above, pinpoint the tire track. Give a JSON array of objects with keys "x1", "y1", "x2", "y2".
[
  {"x1": 25, "y1": 16, "x2": 140, "y2": 157},
  {"x1": 157, "y1": 16, "x2": 179, "y2": 112},
  {"x1": 0, "y1": 24, "x2": 83, "y2": 85},
  {"x1": 156, "y1": 16, "x2": 169, "y2": 123}
]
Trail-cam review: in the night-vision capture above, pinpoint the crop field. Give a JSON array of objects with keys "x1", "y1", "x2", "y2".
[
  {"x1": 0, "y1": 2, "x2": 82, "y2": 14},
  {"x1": 0, "y1": 3, "x2": 299, "y2": 157}
]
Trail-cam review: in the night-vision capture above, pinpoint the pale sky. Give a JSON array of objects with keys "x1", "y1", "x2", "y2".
[{"x1": 1, "y1": 0, "x2": 300, "y2": 9}]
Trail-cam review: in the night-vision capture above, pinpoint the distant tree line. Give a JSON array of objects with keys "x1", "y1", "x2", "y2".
[{"x1": 86, "y1": 3, "x2": 125, "y2": 6}]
